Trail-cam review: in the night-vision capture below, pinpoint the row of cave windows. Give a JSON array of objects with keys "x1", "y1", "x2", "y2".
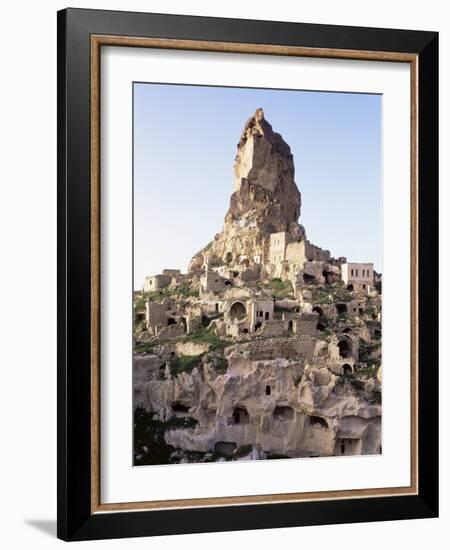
[
  {"x1": 173, "y1": 399, "x2": 349, "y2": 429},
  {"x1": 350, "y1": 268, "x2": 371, "y2": 278},
  {"x1": 231, "y1": 406, "x2": 329, "y2": 428},
  {"x1": 314, "y1": 303, "x2": 371, "y2": 317}
]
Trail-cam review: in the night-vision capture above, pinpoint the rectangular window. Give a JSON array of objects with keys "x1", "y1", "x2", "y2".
[
  {"x1": 355, "y1": 269, "x2": 359, "y2": 277},
  {"x1": 351, "y1": 269, "x2": 354, "y2": 276}
]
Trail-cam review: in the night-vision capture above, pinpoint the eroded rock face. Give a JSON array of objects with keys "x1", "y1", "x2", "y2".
[
  {"x1": 134, "y1": 352, "x2": 381, "y2": 458},
  {"x1": 232, "y1": 108, "x2": 301, "y2": 223},
  {"x1": 191, "y1": 109, "x2": 304, "y2": 270}
]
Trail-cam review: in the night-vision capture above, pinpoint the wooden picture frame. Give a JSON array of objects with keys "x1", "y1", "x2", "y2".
[{"x1": 57, "y1": 8, "x2": 438, "y2": 541}]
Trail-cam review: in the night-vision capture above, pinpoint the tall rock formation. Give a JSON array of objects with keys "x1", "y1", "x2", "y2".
[{"x1": 190, "y1": 108, "x2": 305, "y2": 271}]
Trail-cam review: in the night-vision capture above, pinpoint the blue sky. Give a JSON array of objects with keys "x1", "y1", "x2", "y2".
[{"x1": 134, "y1": 83, "x2": 381, "y2": 289}]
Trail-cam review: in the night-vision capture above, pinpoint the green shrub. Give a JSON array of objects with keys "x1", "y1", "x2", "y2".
[
  {"x1": 356, "y1": 365, "x2": 379, "y2": 379},
  {"x1": 340, "y1": 373, "x2": 365, "y2": 393},
  {"x1": 212, "y1": 355, "x2": 228, "y2": 374},
  {"x1": 134, "y1": 339, "x2": 167, "y2": 353},
  {"x1": 368, "y1": 389, "x2": 382, "y2": 404},
  {"x1": 133, "y1": 408, "x2": 197, "y2": 466},
  {"x1": 260, "y1": 278, "x2": 294, "y2": 299},
  {"x1": 169, "y1": 354, "x2": 203, "y2": 376}
]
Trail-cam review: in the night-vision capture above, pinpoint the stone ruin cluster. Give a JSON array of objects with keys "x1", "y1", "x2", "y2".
[{"x1": 133, "y1": 109, "x2": 382, "y2": 465}]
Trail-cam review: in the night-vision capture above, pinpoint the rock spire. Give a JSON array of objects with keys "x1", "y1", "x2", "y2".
[{"x1": 190, "y1": 109, "x2": 304, "y2": 271}]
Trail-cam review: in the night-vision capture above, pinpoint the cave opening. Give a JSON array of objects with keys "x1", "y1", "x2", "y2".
[
  {"x1": 336, "y1": 303, "x2": 348, "y2": 317},
  {"x1": 310, "y1": 415, "x2": 328, "y2": 429},
  {"x1": 232, "y1": 406, "x2": 250, "y2": 425},
  {"x1": 338, "y1": 339, "x2": 352, "y2": 358},
  {"x1": 342, "y1": 363, "x2": 353, "y2": 375},
  {"x1": 273, "y1": 406, "x2": 294, "y2": 421}
]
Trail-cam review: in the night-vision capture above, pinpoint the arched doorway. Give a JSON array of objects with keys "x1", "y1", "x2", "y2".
[
  {"x1": 230, "y1": 301, "x2": 246, "y2": 320},
  {"x1": 336, "y1": 303, "x2": 348, "y2": 317},
  {"x1": 232, "y1": 406, "x2": 250, "y2": 425},
  {"x1": 265, "y1": 311, "x2": 270, "y2": 321},
  {"x1": 342, "y1": 363, "x2": 353, "y2": 375},
  {"x1": 338, "y1": 338, "x2": 352, "y2": 358},
  {"x1": 201, "y1": 315, "x2": 209, "y2": 327},
  {"x1": 347, "y1": 284, "x2": 354, "y2": 291},
  {"x1": 273, "y1": 406, "x2": 294, "y2": 421},
  {"x1": 312, "y1": 306, "x2": 324, "y2": 317},
  {"x1": 309, "y1": 415, "x2": 328, "y2": 429}
]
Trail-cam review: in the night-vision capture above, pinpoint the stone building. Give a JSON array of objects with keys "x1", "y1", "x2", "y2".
[
  {"x1": 143, "y1": 269, "x2": 183, "y2": 292},
  {"x1": 143, "y1": 274, "x2": 172, "y2": 292},
  {"x1": 145, "y1": 300, "x2": 187, "y2": 337},
  {"x1": 201, "y1": 270, "x2": 227, "y2": 294},
  {"x1": 269, "y1": 232, "x2": 288, "y2": 264},
  {"x1": 225, "y1": 299, "x2": 274, "y2": 336},
  {"x1": 341, "y1": 262, "x2": 374, "y2": 292}
]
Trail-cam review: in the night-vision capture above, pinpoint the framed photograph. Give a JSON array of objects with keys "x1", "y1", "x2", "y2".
[{"x1": 57, "y1": 8, "x2": 438, "y2": 541}]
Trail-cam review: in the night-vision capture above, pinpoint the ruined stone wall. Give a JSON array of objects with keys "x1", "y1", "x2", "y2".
[
  {"x1": 258, "y1": 320, "x2": 286, "y2": 337},
  {"x1": 294, "y1": 315, "x2": 317, "y2": 337},
  {"x1": 145, "y1": 301, "x2": 168, "y2": 333},
  {"x1": 143, "y1": 274, "x2": 172, "y2": 292},
  {"x1": 305, "y1": 241, "x2": 331, "y2": 262},
  {"x1": 162, "y1": 269, "x2": 181, "y2": 277},
  {"x1": 202, "y1": 270, "x2": 225, "y2": 293},
  {"x1": 227, "y1": 335, "x2": 316, "y2": 361},
  {"x1": 285, "y1": 239, "x2": 306, "y2": 268},
  {"x1": 157, "y1": 324, "x2": 185, "y2": 339}
]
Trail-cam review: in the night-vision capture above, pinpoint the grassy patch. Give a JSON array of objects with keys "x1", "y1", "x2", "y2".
[
  {"x1": 183, "y1": 325, "x2": 230, "y2": 351},
  {"x1": 260, "y1": 278, "x2": 294, "y2": 299},
  {"x1": 134, "y1": 295, "x2": 146, "y2": 312},
  {"x1": 340, "y1": 373, "x2": 366, "y2": 394},
  {"x1": 169, "y1": 354, "x2": 203, "y2": 376},
  {"x1": 312, "y1": 283, "x2": 353, "y2": 304},
  {"x1": 134, "y1": 339, "x2": 170, "y2": 354},
  {"x1": 356, "y1": 365, "x2": 379, "y2": 379},
  {"x1": 359, "y1": 341, "x2": 381, "y2": 364},
  {"x1": 317, "y1": 327, "x2": 333, "y2": 340}
]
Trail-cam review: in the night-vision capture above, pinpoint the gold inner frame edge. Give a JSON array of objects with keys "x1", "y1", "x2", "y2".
[{"x1": 90, "y1": 35, "x2": 419, "y2": 514}]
